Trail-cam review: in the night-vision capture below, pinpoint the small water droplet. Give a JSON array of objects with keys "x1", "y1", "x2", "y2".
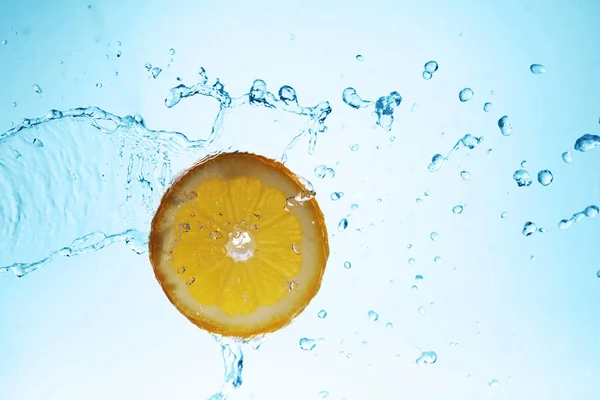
[
  {"x1": 11, "y1": 102, "x2": 16, "y2": 107},
  {"x1": 513, "y1": 169, "x2": 532, "y2": 187},
  {"x1": 415, "y1": 274, "x2": 423, "y2": 282},
  {"x1": 209, "y1": 230, "x2": 222, "y2": 240},
  {"x1": 338, "y1": 218, "x2": 348, "y2": 231},
  {"x1": 424, "y1": 61, "x2": 439, "y2": 73},
  {"x1": 488, "y1": 379, "x2": 500, "y2": 388},
  {"x1": 430, "y1": 232, "x2": 439, "y2": 241},
  {"x1": 422, "y1": 71, "x2": 432, "y2": 80},
  {"x1": 151, "y1": 67, "x2": 162, "y2": 78},
  {"x1": 416, "y1": 351, "x2": 437, "y2": 366},
  {"x1": 292, "y1": 243, "x2": 300, "y2": 255},
  {"x1": 299, "y1": 338, "x2": 317, "y2": 351},
  {"x1": 434, "y1": 256, "x2": 442, "y2": 264},
  {"x1": 418, "y1": 306, "x2": 426, "y2": 314},
  {"x1": 498, "y1": 115, "x2": 512, "y2": 136},
  {"x1": 596, "y1": 270, "x2": 600, "y2": 278},
  {"x1": 460, "y1": 171, "x2": 471, "y2": 181},
  {"x1": 289, "y1": 281, "x2": 298, "y2": 291},
  {"x1": 385, "y1": 322, "x2": 393, "y2": 330},
  {"x1": 501, "y1": 211, "x2": 508, "y2": 219},
  {"x1": 330, "y1": 192, "x2": 344, "y2": 201},
  {"x1": 522, "y1": 221, "x2": 538, "y2": 237},
  {"x1": 356, "y1": 54, "x2": 364, "y2": 61},
  {"x1": 537, "y1": 170, "x2": 553, "y2": 186},
  {"x1": 584, "y1": 205, "x2": 599, "y2": 218},
  {"x1": 351, "y1": 204, "x2": 359, "y2": 210},
  {"x1": 408, "y1": 258, "x2": 416, "y2": 265},
  {"x1": 411, "y1": 285, "x2": 418, "y2": 292},
  {"x1": 411, "y1": 103, "x2": 418, "y2": 112},
  {"x1": 169, "y1": 48, "x2": 176, "y2": 56},
  {"x1": 483, "y1": 102, "x2": 492, "y2": 112},
  {"x1": 562, "y1": 151, "x2": 573, "y2": 163},
  {"x1": 318, "y1": 310, "x2": 328, "y2": 318},
  {"x1": 96, "y1": 83, "x2": 103, "y2": 88},
  {"x1": 368, "y1": 310, "x2": 379, "y2": 321},
  {"x1": 32, "y1": 84, "x2": 42, "y2": 94},
  {"x1": 361, "y1": 341, "x2": 368, "y2": 348},
  {"x1": 1, "y1": 40, "x2": 7, "y2": 45},
  {"x1": 185, "y1": 276, "x2": 195, "y2": 285},
  {"x1": 406, "y1": 243, "x2": 412, "y2": 249},
  {"x1": 318, "y1": 391, "x2": 329, "y2": 398},
  {"x1": 116, "y1": 50, "x2": 122, "y2": 57},
  {"x1": 521, "y1": 160, "x2": 527, "y2": 168},
  {"x1": 344, "y1": 261, "x2": 352, "y2": 269},
  {"x1": 350, "y1": 144, "x2": 359, "y2": 151},
  {"x1": 530, "y1": 255, "x2": 536, "y2": 261},
  {"x1": 530, "y1": 64, "x2": 546, "y2": 74},
  {"x1": 459, "y1": 88, "x2": 474, "y2": 102},
  {"x1": 452, "y1": 205, "x2": 464, "y2": 214}
]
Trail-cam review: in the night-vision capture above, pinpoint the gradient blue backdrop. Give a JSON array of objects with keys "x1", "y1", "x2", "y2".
[{"x1": 1, "y1": 0, "x2": 599, "y2": 399}]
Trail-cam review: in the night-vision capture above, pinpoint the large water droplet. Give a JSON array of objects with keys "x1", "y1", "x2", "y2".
[
  {"x1": 483, "y1": 102, "x2": 492, "y2": 112},
  {"x1": 530, "y1": 64, "x2": 546, "y2": 74},
  {"x1": 318, "y1": 310, "x2": 328, "y2": 319},
  {"x1": 452, "y1": 205, "x2": 464, "y2": 214},
  {"x1": 574, "y1": 134, "x2": 600, "y2": 152},
  {"x1": 428, "y1": 154, "x2": 445, "y2": 172},
  {"x1": 584, "y1": 205, "x2": 599, "y2": 218},
  {"x1": 368, "y1": 310, "x2": 379, "y2": 321},
  {"x1": 562, "y1": 151, "x2": 573, "y2": 163},
  {"x1": 416, "y1": 351, "x2": 437, "y2": 366},
  {"x1": 299, "y1": 338, "x2": 317, "y2": 351},
  {"x1": 459, "y1": 88, "x2": 474, "y2": 102},
  {"x1": 513, "y1": 169, "x2": 532, "y2": 187},
  {"x1": 537, "y1": 170, "x2": 553, "y2": 186},
  {"x1": 424, "y1": 61, "x2": 439, "y2": 73},
  {"x1": 522, "y1": 221, "x2": 538, "y2": 236},
  {"x1": 498, "y1": 115, "x2": 512, "y2": 136},
  {"x1": 338, "y1": 218, "x2": 348, "y2": 231}
]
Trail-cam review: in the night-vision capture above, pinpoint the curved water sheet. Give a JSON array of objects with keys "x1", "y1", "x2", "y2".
[{"x1": 0, "y1": 108, "x2": 205, "y2": 277}]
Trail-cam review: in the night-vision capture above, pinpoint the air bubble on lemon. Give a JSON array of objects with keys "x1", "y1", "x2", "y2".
[{"x1": 149, "y1": 152, "x2": 329, "y2": 339}]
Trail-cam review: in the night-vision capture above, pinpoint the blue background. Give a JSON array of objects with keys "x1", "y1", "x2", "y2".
[{"x1": 1, "y1": 0, "x2": 599, "y2": 399}]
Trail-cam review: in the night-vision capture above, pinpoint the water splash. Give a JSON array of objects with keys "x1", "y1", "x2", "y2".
[
  {"x1": 342, "y1": 88, "x2": 403, "y2": 131},
  {"x1": 207, "y1": 336, "x2": 248, "y2": 400},
  {"x1": 427, "y1": 134, "x2": 483, "y2": 172},
  {"x1": 558, "y1": 205, "x2": 599, "y2": 230}
]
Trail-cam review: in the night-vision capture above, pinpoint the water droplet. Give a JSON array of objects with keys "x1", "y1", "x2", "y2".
[
  {"x1": 416, "y1": 351, "x2": 437, "y2": 366},
  {"x1": 460, "y1": 171, "x2": 471, "y2": 181},
  {"x1": 501, "y1": 211, "x2": 508, "y2": 219},
  {"x1": 185, "y1": 276, "x2": 195, "y2": 285},
  {"x1": 318, "y1": 391, "x2": 329, "y2": 398},
  {"x1": 411, "y1": 285, "x2": 418, "y2": 292},
  {"x1": 498, "y1": 115, "x2": 512, "y2": 136},
  {"x1": 1, "y1": 40, "x2": 7, "y2": 45},
  {"x1": 430, "y1": 232, "x2": 439, "y2": 241},
  {"x1": 428, "y1": 154, "x2": 445, "y2": 172},
  {"x1": 342, "y1": 88, "x2": 371, "y2": 109},
  {"x1": 151, "y1": 67, "x2": 162, "y2": 79},
  {"x1": 292, "y1": 243, "x2": 300, "y2": 255},
  {"x1": 289, "y1": 281, "x2": 298, "y2": 291},
  {"x1": 522, "y1": 221, "x2": 538, "y2": 237},
  {"x1": 11, "y1": 102, "x2": 17, "y2": 107},
  {"x1": 584, "y1": 205, "x2": 599, "y2": 218},
  {"x1": 521, "y1": 160, "x2": 527, "y2": 168},
  {"x1": 530, "y1": 64, "x2": 546, "y2": 74},
  {"x1": 32, "y1": 84, "x2": 43, "y2": 94},
  {"x1": 424, "y1": 61, "x2": 439, "y2": 73},
  {"x1": 483, "y1": 102, "x2": 492, "y2": 112},
  {"x1": 361, "y1": 341, "x2": 368, "y2": 347},
  {"x1": 96, "y1": 83, "x2": 103, "y2": 88},
  {"x1": 318, "y1": 310, "x2": 328, "y2": 319},
  {"x1": 356, "y1": 54, "x2": 364, "y2": 61},
  {"x1": 169, "y1": 48, "x2": 175, "y2": 56},
  {"x1": 386, "y1": 322, "x2": 393, "y2": 330},
  {"x1": 368, "y1": 310, "x2": 379, "y2": 321},
  {"x1": 408, "y1": 258, "x2": 416, "y2": 265},
  {"x1": 209, "y1": 230, "x2": 223, "y2": 240},
  {"x1": 459, "y1": 88, "x2": 474, "y2": 102},
  {"x1": 299, "y1": 338, "x2": 317, "y2": 351},
  {"x1": 330, "y1": 192, "x2": 344, "y2": 201},
  {"x1": 338, "y1": 218, "x2": 348, "y2": 231},
  {"x1": 415, "y1": 274, "x2": 423, "y2": 282},
  {"x1": 452, "y1": 205, "x2": 464, "y2": 214},
  {"x1": 488, "y1": 379, "x2": 499, "y2": 388},
  {"x1": 596, "y1": 270, "x2": 600, "y2": 278},
  {"x1": 418, "y1": 306, "x2": 426, "y2": 314},
  {"x1": 344, "y1": 261, "x2": 352, "y2": 269},
  {"x1": 574, "y1": 134, "x2": 600, "y2": 152},
  {"x1": 537, "y1": 170, "x2": 553, "y2": 186},
  {"x1": 562, "y1": 151, "x2": 573, "y2": 163},
  {"x1": 449, "y1": 341, "x2": 459, "y2": 348},
  {"x1": 422, "y1": 71, "x2": 432, "y2": 80},
  {"x1": 411, "y1": 103, "x2": 418, "y2": 112},
  {"x1": 558, "y1": 219, "x2": 572, "y2": 230},
  {"x1": 434, "y1": 256, "x2": 442, "y2": 264},
  {"x1": 350, "y1": 144, "x2": 359, "y2": 151},
  {"x1": 351, "y1": 204, "x2": 359, "y2": 210},
  {"x1": 530, "y1": 255, "x2": 536, "y2": 261},
  {"x1": 513, "y1": 169, "x2": 532, "y2": 187},
  {"x1": 177, "y1": 266, "x2": 186, "y2": 274}
]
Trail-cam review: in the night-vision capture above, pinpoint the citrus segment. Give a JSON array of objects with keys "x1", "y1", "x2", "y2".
[{"x1": 149, "y1": 152, "x2": 329, "y2": 338}]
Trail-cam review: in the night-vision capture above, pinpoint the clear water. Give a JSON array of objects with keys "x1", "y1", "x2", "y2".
[{"x1": 2, "y1": 1, "x2": 600, "y2": 399}]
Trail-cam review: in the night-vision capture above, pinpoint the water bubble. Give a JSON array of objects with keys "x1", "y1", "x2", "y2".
[
  {"x1": 418, "y1": 306, "x2": 426, "y2": 314},
  {"x1": 574, "y1": 134, "x2": 600, "y2": 152},
  {"x1": 96, "y1": 83, "x2": 103, "y2": 88},
  {"x1": 408, "y1": 258, "x2": 416, "y2": 265},
  {"x1": 522, "y1": 221, "x2": 538, "y2": 237},
  {"x1": 344, "y1": 261, "x2": 352, "y2": 269},
  {"x1": 386, "y1": 322, "x2": 393, "y2": 330},
  {"x1": 368, "y1": 310, "x2": 379, "y2": 321},
  {"x1": 299, "y1": 338, "x2": 317, "y2": 351},
  {"x1": 513, "y1": 169, "x2": 532, "y2": 187},
  {"x1": 562, "y1": 151, "x2": 573, "y2": 163},
  {"x1": 356, "y1": 54, "x2": 364, "y2": 61},
  {"x1": 151, "y1": 67, "x2": 162, "y2": 79},
  {"x1": 459, "y1": 88, "x2": 474, "y2": 102},
  {"x1": 330, "y1": 192, "x2": 344, "y2": 201},
  {"x1": 488, "y1": 379, "x2": 499, "y2": 388},
  {"x1": 537, "y1": 170, "x2": 553, "y2": 186},
  {"x1": 422, "y1": 71, "x2": 432, "y2": 80},
  {"x1": 501, "y1": 211, "x2": 508, "y2": 219},
  {"x1": 416, "y1": 351, "x2": 437, "y2": 366},
  {"x1": 584, "y1": 205, "x2": 599, "y2": 218},
  {"x1": 424, "y1": 61, "x2": 438, "y2": 73},
  {"x1": 530, "y1": 64, "x2": 546, "y2": 74},
  {"x1": 460, "y1": 171, "x2": 471, "y2": 181},
  {"x1": 483, "y1": 102, "x2": 492, "y2": 112},
  {"x1": 452, "y1": 205, "x2": 464, "y2": 214},
  {"x1": 415, "y1": 274, "x2": 423, "y2": 282},
  {"x1": 498, "y1": 115, "x2": 512, "y2": 136},
  {"x1": 428, "y1": 154, "x2": 445, "y2": 172},
  {"x1": 32, "y1": 84, "x2": 43, "y2": 94},
  {"x1": 430, "y1": 232, "x2": 439, "y2": 241},
  {"x1": 318, "y1": 391, "x2": 329, "y2": 398},
  {"x1": 338, "y1": 218, "x2": 348, "y2": 231},
  {"x1": 318, "y1": 310, "x2": 328, "y2": 319},
  {"x1": 350, "y1": 144, "x2": 359, "y2": 151}
]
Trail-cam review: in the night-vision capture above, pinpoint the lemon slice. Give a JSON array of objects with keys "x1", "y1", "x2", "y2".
[{"x1": 149, "y1": 152, "x2": 329, "y2": 338}]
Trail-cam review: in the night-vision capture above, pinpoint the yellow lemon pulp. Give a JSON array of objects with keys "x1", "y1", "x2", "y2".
[{"x1": 149, "y1": 152, "x2": 329, "y2": 338}]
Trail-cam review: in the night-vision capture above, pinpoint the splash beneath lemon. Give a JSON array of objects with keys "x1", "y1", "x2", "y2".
[{"x1": 149, "y1": 152, "x2": 329, "y2": 338}]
